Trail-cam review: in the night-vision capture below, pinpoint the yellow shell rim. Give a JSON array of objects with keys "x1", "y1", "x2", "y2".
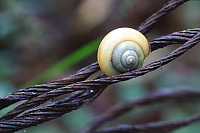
[{"x1": 97, "y1": 27, "x2": 150, "y2": 76}]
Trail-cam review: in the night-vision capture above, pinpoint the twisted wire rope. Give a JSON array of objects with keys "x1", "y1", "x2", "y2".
[
  {"x1": 0, "y1": 0, "x2": 199, "y2": 132},
  {"x1": 81, "y1": 88, "x2": 200, "y2": 133},
  {"x1": 1, "y1": 30, "x2": 199, "y2": 133},
  {"x1": 1, "y1": 28, "x2": 199, "y2": 122},
  {"x1": 0, "y1": 0, "x2": 190, "y2": 110},
  {"x1": 95, "y1": 113, "x2": 200, "y2": 133}
]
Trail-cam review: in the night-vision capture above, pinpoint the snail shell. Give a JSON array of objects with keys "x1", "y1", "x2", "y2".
[{"x1": 97, "y1": 28, "x2": 150, "y2": 76}]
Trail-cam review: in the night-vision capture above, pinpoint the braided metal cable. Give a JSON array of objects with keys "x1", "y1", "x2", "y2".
[
  {"x1": 0, "y1": 30, "x2": 199, "y2": 133},
  {"x1": 0, "y1": 0, "x2": 199, "y2": 132},
  {"x1": 1, "y1": 28, "x2": 199, "y2": 122},
  {"x1": 1, "y1": 28, "x2": 199, "y2": 115},
  {"x1": 0, "y1": 62, "x2": 100, "y2": 110},
  {"x1": 138, "y1": 0, "x2": 189, "y2": 33},
  {"x1": 80, "y1": 88, "x2": 200, "y2": 133},
  {"x1": 0, "y1": 0, "x2": 190, "y2": 110},
  {"x1": 94, "y1": 113, "x2": 200, "y2": 133}
]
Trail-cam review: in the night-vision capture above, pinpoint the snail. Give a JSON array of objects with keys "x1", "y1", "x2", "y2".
[{"x1": 97, "y1": 27, "x2": 150, "y2": 76}]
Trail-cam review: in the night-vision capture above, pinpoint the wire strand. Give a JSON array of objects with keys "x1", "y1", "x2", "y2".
[
  {"x1": 0, "y1": 0, "x2": 199, "y2": 132},
  {"x1": 80, "y1": 88, "x2": 200, "y2": 133}
]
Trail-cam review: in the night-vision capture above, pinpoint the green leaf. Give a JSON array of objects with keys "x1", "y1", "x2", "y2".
[{"x1": 23, "y1": 37, "x2": 102, "y2": 87}]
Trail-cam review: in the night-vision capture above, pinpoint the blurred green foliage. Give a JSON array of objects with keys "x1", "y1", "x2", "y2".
[
  {"x1": 0, "y1": 0, "x2": 200, "y2": 133},
  {"x1": 24, "y1": 37, "x2": 102, "y2": 87}
]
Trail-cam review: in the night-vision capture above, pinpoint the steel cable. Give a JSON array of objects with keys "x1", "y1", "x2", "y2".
[{"x1": 0, "y1": 0, "x2": 199, "y2": 132}]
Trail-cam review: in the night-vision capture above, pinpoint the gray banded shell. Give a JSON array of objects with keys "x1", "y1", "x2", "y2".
[{"x1": 111, "y1": 41, "x2": 145, "y2": 73}]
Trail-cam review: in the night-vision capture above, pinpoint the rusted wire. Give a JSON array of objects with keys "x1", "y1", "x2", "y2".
[
  {"x1": 80, "y1": 88, "x2": 200, "y2": 133},
  {"x1": 0, "y1": 0, "x2": 191, "y2": 111},
  {"x1": 1, "y1": 28, "x2": 199, "y2": 122},
  {"x1": 0, "y1": 0, "x2": 199, "y2": 132},
  {"x1": 1, "y1": 27, "x2": 199, "y2": 114},
  {"x1": 138, "y1": 0, "x2": 189, "y2": 33},
  {"x1": 94, "y1": 113, "x2": 200, "y2": 133},
  {"x1": 0, "y1": 31, "x2": 199, "y2": 133},
  {"x1": 0, "y1": 61, "x2": 100, "y2": 110}
]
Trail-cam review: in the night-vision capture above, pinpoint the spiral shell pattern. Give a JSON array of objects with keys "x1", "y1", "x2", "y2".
[
  {"x1": 97, "y1": 28, "x2": 150, "y2": 76},
  {"x1": 111, "y1": 41, "x2": 144, "y2": 73}
]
